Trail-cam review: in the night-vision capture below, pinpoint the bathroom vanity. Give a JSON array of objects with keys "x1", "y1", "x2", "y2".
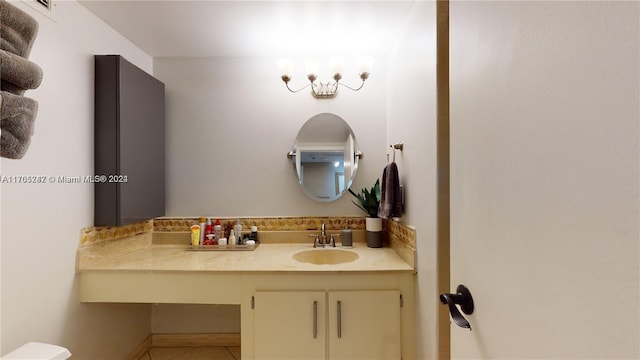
[{"x1": 77, "y1": 229, "x2": 416, "y2": 360}]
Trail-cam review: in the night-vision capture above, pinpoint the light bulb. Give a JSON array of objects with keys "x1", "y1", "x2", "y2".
[
  {"x1": 276, "y1": 59, "x2": 293, "y2": 77},
  {"x1": 304, "y1": 59, "x2": 319, "y2": 76},
  {"x1": 357, "y1": 56, "x2": 374, "y2": 74}
]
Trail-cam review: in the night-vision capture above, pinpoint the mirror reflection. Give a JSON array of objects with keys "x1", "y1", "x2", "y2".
[{"x1": 290, "y1": 113, "x2": 361, "y2": 202}]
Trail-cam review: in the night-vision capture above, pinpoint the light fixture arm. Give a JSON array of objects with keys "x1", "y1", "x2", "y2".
[
  {"x1": 337, "y1": 72, "x2": 369, "y2": 91},
  {"x1": 281, "y1": 75, "x2": 312, "y2": 93}
]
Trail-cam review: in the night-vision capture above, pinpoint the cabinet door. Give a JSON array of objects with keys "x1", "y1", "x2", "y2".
[
  {"x1": 328, "y1": 290, "x2": 401, "y2": 360},
  {"x1": 254, "y1": 291, "x2": 326, "y2": 360}
]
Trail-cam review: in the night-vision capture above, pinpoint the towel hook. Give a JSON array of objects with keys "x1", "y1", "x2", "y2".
[{"x1": 389, "y1": 142, "x2": 404, "y2": 162}]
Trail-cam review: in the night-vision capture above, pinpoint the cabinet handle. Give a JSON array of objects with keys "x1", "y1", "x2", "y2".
[
  {"x1": 313, "y1": 300, "x2": 318, "y2": 339},
  {"x1": 337, "y1": 300, "x2": 342, "y2": 339}
]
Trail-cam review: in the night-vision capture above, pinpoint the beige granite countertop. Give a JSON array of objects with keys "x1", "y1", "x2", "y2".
[{"x1": 77, "y1": 234, "x2": 415, "y2": 274}]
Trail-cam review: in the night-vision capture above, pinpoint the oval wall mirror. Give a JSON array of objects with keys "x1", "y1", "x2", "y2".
[{"x1": 289, "y1": 113, "x2": 362, "y2": 202}]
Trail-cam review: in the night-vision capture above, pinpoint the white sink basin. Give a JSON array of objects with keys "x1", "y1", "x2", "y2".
[{"x1": 292, "y1": 249, "x2": 359, "y2": 265}]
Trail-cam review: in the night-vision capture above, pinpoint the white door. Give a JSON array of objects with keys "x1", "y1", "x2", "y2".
[{"x1": 450, "y1": 1, "x2": 639, "y2": 359}]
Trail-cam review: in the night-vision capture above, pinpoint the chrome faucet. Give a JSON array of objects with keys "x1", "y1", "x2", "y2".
[
  {"x1": 320, "y1": 223, "x2": 327, "y2": 245},
  {"x1": 310, "y1": 223, "x2": 336, "y2": 248}
]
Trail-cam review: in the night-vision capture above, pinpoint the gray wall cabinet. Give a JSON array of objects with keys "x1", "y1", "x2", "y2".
[{"x1": 94, "y1": 55, "x2": 165, "y2": 226}]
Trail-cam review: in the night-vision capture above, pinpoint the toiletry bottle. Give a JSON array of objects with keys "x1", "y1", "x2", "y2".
[
  {"x1": 198, "y1": 217, "x2": 206, "y2": 245},
  {"x1": 204, "y1": 234, "x2": 215, "y2": 246},
  {"x1": 234, "y1": 219, "x2": 243, "y2": 245},
  {"x1": 190, "y1": 225, "x2": 201, "y2": 247},
  {"x1": 214, "y1": 219, "x2": 222, "y2": 243},
  {"x1": 229, "y1": 229, "x2": 237, "y2": 246},
  {"x1": 250, "y1": 226, "x2": 258, "y2": 243},
  {"x1": 204, "y1": 218, "x2": 213, "y2": 242}
]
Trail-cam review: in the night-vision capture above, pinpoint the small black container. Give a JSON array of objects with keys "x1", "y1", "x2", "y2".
[{"x1": 250, "y1": 226, "x2": 259, "y2": 242}]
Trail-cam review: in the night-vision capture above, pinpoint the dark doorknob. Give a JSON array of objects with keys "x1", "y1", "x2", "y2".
[{"x1": 440, "y1": 284, "x2": 474, "y2": 330}]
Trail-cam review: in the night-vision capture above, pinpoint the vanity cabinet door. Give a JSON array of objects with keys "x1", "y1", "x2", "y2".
[
  {"x1": 328, "y1": 290, "x2": 401, "y2": 360},
  {"x1": 253, "y1": 291, "x2": 326, "y2": 360}
]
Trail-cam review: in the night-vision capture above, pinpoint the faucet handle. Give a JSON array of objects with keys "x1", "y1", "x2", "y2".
[
  {"x1": 309, "y1": 233, "x2": 320, "y2": 247},
  {"x1": 329, "y1": 233, "x2": 341, "y2": 247}
]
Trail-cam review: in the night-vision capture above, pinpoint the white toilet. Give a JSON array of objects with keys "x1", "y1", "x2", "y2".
[{"x1": 2, "y1": 342, "x2": 71, "y2": 359}]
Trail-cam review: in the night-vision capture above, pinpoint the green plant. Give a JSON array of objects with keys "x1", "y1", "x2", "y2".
[{"x1": 348, "y1": 179, "x2": 381, "y2": 218}]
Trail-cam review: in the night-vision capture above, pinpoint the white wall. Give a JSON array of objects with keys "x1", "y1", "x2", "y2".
[
  {"x1": 154, "y1": 56, "x2": 388, "y2": 217},
  {"x1": 1, "y1": 1, "x2": 152, "y2": 358},
  {"x1": 386, "y1": 2, "x2": 438, "y2": 359}
]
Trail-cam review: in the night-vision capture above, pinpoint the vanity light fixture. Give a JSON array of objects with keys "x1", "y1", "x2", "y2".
[{"x1": 277, "y1": 56, "x2": 374, "y2": 99}]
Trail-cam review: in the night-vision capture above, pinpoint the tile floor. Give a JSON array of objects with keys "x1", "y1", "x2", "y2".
[{"x1": 141, "y1": 346, "x2": 240, "y2": 360}]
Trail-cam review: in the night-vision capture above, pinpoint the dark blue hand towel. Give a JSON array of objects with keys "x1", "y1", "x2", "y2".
[{"x1": 378, "y1": 162, "x2": 402, "y2": 219}]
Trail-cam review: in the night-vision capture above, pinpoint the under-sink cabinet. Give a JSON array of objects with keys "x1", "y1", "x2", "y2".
[{"x1": 253, "y1": 290, "x2": 401, "y2": 360}]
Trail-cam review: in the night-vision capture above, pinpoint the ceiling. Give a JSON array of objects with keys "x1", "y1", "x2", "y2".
[{"x1": 78, "y1": 0, "x2": 416, "y2": 58}]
